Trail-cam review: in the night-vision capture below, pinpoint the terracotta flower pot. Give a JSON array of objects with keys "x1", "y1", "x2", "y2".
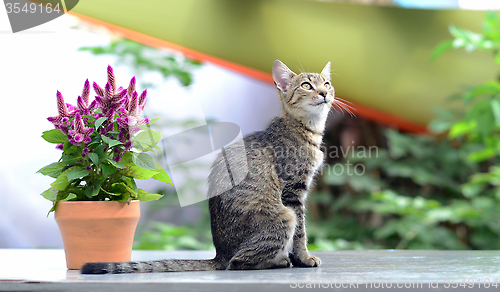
[{"x1": 54, "y1": 200, "x2": 141, "y2": 270}]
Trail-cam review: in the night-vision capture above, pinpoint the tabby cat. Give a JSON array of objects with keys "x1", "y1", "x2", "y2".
[{"x1": 81, "y1": 60, "x2": 334, "y2": 274}]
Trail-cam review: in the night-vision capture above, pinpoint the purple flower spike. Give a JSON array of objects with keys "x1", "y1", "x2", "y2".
[
  {"x1": 47, "y1": 91, "x2": 75, "y2": 125},
  {"x1": 69, "y1": 112, "x2": 94, "y2": 145},
  {"x1": 83, "y1": 148, "x2": 91, "y2": 154},
  {"x1": 117, "y1": 129, "x2": 126, "y2": 143},
  {"x1": 106, "y1": 122, "x2": 114, "y2": 132},
  {"x1": 94, "y1": 95, "x2": 105, "y2": 106},
  {"x1": 77, "y1": 96, "x2": 86, "y2": 111},
  {"x1": 107, "y1": 65, "x2": 116, "y2": 94},
  {"x1": 113, "y1": 88, "x2": 128, "y2": 101},
  {"x1": 93, "y1": 81, "x2": 104, "y2": 97},
  {"x1": 58, "y1": 125, "x2": 69, "y2": 135},
  {"x1": 117, "y1": 91, "x2": 149, "y2": 129},
  {"x1": 82, "y1": 79, "x2": 90, "y2": 104},
  {"x1": 106, "y1": 108, "x2": 115, "y2": 120},
  {"x1": 109, "y1": 89, "x2": 128, "y2": 110},
  {"x1": 86, "y1": 166, "x2": 91, "y2": 171},
  {"x1": 77, "y1": 96, "x2": 90, "y2": 115},
  {"x1": 66, "y1": 103, "x2": 76, "y2": 112},
  {"x1": 129, "y1": 93, "x2": 138, "y2": 115},
  {"x1": 55, "y1": 144, "x2": 64, "y2": 150},
  {"x1": 72, "y1": 134, "x2": 83, "y2": 144},
  {"x1": 139, "y1": 89, "x2": 147, "y2": 107},
  {"x1": 77, "y1": 80, "x2": 97, "y2": 115},
  {"x1": 104, "y1": 82, "x2": 113, "y2": 99},
  {"x1": 130, "y1": 127, "x2": 141, "y2": 135},
  {"x1": 128, "y1": 77, "x2": 136, "y2": 97}
]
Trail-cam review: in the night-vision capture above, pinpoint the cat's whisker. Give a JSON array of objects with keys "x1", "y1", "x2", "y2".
[
  {"x1": 330, "y1": 103, "x2": 345, "y2": 116},
  {"x1": 335, "y1": 97, "x2": 354, "y2": 105},
  {"x1": 334, "y1": 98, "x2": 357, "y2": 112},
  {"x1": 338, "y1": 103, "x2": 356, "y2": 117},
  {"x1": 296, "y1": 58, "x2": 305, "y2": 73},
  {"x1": 337, "y1": 102, "x2": 356, "y2": 113},
  {"x1": 334, "y1": 99, "x2": 356, "y2": 110},
  {"x1": 332, "y1": 99, "x2": 355, "y2": 117}
]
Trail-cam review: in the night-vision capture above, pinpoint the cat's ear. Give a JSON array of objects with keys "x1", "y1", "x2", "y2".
[
  {"x1": 272, "y1": 60, "x2": 296, "y2": 92},
  {"x1": 321, "y1": 62, "x2": 331, "y2": 80}
]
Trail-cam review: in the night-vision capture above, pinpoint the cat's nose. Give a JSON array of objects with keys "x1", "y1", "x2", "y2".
[{"x1": 319, "y1": 91, "x2": 327, "y2": 98}]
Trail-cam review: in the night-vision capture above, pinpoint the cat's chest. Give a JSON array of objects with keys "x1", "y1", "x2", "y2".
[{"x1": 306, "y1": 146, "x2": 324, "y2": 185}]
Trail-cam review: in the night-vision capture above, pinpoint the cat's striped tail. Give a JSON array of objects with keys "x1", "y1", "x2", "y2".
[{"x1": 80, "y1": 259, "x2": 224, "y2": 274}]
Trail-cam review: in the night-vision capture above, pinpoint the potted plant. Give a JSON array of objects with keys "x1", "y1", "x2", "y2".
[{"x1": 37, "y1": 65, "x2": 171, "y2": 269}]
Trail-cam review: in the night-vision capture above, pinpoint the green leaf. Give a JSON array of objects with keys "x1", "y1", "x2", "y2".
[
  {"x1": 47, "y1": 203, "x2": 56, "y2": 216},
  {"x1": 67, "y1": 167, "x2": 90, "y2": 181},
  {"x1": 153, "y1": 145, "x2": 163, "y2": 153},
  {"x1": 110, "y1": 182, "x2": 136, "y2": 201},
  {"x1": 107, "y1": 158, "x2": 126, "y2": 169},
  {"x1": 100, "y1": 187, "x2": 121, "y2": 197},
  {"x1": 94, "y1": 145, "x2": 109, "y2": 163},
  {"x1": 102, "y1": 163, "x2": 118, "y2": 177},
  {"x1": 95, "y1": 117, "x2": 108, "y2": 130},
  {"x1": 57, "y1": 191, "x2": 76, "y2": 201},
  {"x1": 145, "y1": 118, "x2": 160, "y2": 126},
  {"x1": 63, "y1": 193, "x2": 77, "y2": 201},
  {"x1": 483, "y1": 11, "x2": 500, "y2": 41},
  {"x1": 50, "y1": 167, "x2": 75, "y2": 191},
  {"x1": 88, "y1": 153, "x2": 99, "y2": 165},
  {"x1": 152, "y1": 164, "x2": 173, "y2": 184},
  {"x1": 461, "y1": 183, "x2": 483, "y2": 198},
  {"x1": 63, "y1": 142, "x2": 78, "y2": 153},
  {"x1": 121, "y1": 152, "x2": 158, "y2": 179},
  {"x1": 132, "y1": 152, "x2": 158, "y2": 170},
  {"x1": 123, "y1": 165, "x2": 158, "y2": 180},
  {"x1": 449, "y1": 120, "x2": 476, "y2": 139},
  {"x1": 428, "y1": 119, "x2": 452, "y2": 134},
  {"x1": 431, "y1": 41, "x2": 453, "y2": 60},
  {"x1": 40, "y1": 187, "x2": 58, "y2": 201},
  {"x1": 137, "y1": 189, "x2": 164, "y2": 202},
  {"x1": 126, "y1": 177, "x2": 138, "y2": 193},
  {"x1": 101, "y1": 135, "x2": 123, "y2": 147},
  {"x1": 42, "y1": 129, "x2": 68, "y2": 144},
  {"x1": 449, "y1": 25, "x2": 468, "y2": 39},
  {"x1": 468, "y1": 147, "x2": 496, "y2": 162},
  {"x1": 37, "y1": 162, "x2": 65, "y2": 178},
  {"x1": 491, "y1": 99, "x2": 500, "y2": 126},
  {"x1": 62, "y1": 154, "x2": 82, "y2": 165},
  {"x1": 133, "y1": 129, "x2": 162, "y2": 152},
  {"x1": 495, "y1": 52, "x2": 500, "y2": 65},
  {"x1": 84, "y1": 179, "x2": 103, "y2": 198}
]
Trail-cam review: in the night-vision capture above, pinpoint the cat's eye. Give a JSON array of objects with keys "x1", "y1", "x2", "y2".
[
  {"x1": 324, "y1": 82, "x2": 331, "y2": 89},
  {"x1": 301, "y1": 82, "x2": 312, "y2": 90}
]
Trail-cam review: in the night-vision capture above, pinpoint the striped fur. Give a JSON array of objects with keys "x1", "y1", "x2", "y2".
[{"x1": 80, "y1": 60, "x2": 333, "y2": 274}]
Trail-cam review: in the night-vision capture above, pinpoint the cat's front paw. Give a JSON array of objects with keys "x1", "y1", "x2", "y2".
[{"x1": 292, "y1": 255, "x2": 321, "y2": 268}]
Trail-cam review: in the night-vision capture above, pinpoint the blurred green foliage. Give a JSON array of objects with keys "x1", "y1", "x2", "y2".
[
  {"x1": 80, "y1": 38, "x2": 202, "y2": 87},
  {"x1": 307, "y1": 11, "x2": 500, "y2": 251},
  {"x1": 134, "y1": 221, "x2": 214, "y2": 250},
  {"x1": 308, "y1": 129, "x2": 499, "y2": 250}
]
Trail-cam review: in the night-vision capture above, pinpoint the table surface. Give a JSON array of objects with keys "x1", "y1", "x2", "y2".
[{"x1": 0, "y1": 249, "x2": 499, "y2": 291}]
